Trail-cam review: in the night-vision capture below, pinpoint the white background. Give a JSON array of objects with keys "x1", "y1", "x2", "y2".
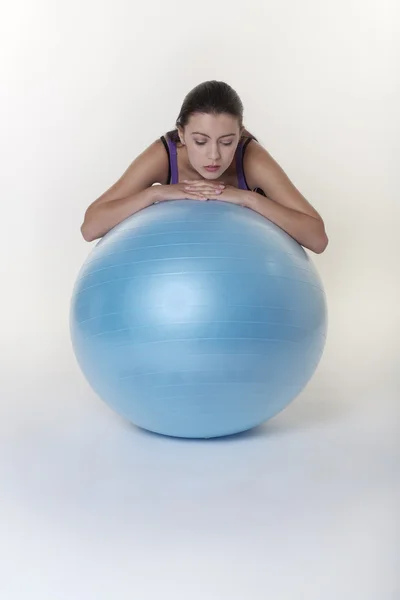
[{"x1": 1, "y1": 0, "x2": 399, "y2": 598}]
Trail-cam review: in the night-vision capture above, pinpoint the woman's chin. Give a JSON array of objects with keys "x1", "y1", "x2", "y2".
[{"x1": 200, "y1": 167, "x2": 226, "y2": 179}]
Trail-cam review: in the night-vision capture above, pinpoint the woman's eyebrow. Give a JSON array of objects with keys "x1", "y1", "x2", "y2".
[{"x1": 191, "y1": 132, "x2": 236, "y2": 139}]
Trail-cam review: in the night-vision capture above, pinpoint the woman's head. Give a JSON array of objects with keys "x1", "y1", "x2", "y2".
[{"x1": 173, "y1": 81, "x2": 245, "y2": 179}]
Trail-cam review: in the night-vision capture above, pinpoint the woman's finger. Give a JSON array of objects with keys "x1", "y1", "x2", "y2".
[
  {"x1": 188, "y1": 190, "x2": 221, "y2": 196},
  {"x1": 186, "y1": 188, "x2": 224, "y2": 192},
  {"x1": 184, "y1": 181, "x2": 224, "y2": 188},
  {"x1": 185, "y1": 185, "x2": 223, "y2": 192}
]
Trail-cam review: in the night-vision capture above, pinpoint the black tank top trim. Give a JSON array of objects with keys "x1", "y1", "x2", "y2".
[{"x1": 160, "y1": 136, "x2": 171, "y2": 185}]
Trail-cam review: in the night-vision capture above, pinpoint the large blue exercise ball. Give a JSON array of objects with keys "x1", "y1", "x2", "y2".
[{"x1": 70, "y1": 200, "x2": 327, "y2": 438}]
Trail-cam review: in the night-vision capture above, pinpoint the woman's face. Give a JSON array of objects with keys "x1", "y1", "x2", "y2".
[{"x1": 179, "y1": 112, "x2": 242, "y2": 180}]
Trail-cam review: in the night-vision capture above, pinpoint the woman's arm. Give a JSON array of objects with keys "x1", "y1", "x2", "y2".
[
  {"x1": 243, "y1": 140, "x2": 329, "y2": 254},
  {"x1": 81, "y1": 139, "x2": 169, "y2": 241},
  {"x1": 244, "y1": 191, "x2": 328, "y2": 253}
]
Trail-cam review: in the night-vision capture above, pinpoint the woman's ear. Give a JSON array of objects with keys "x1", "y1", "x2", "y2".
[{"x1": 177, "y1": 126, "x2": 185, "y2": 145}]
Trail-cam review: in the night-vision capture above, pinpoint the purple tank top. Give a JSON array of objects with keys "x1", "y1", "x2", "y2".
[{"x1": 163, "y1": 135, "x2": 251, "y2": 190}]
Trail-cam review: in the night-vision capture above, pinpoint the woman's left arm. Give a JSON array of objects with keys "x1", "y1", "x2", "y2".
[{"x1": 242, "y1": 141, "x2": 328, "y2": 254}]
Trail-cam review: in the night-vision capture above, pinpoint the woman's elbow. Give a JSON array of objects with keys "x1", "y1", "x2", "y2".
[
  {"x1": 313, "y1": 228, "x2": 329, "y2": 254},
  {"x1": 80, "y1": 223, "x2": 96, "y2": 242},
  {"x1": 80, "y1": 211, "x2": 100, "y2": 242},
  {"x1": 314, "y1": 238, "x2": 328, "y2": 254}
]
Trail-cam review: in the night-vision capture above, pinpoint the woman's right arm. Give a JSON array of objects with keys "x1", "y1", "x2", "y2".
[
  {"x1": 80, "y1": 139, "x2": 171, "y2": 241},
  {"x1": 81, "y1": 138, "x2": 227, "y2": 241}
]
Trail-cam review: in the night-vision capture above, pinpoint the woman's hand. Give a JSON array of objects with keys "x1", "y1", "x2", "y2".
[
  {"x1": 156, "y1": 181, "x2": 225, "y2": 202},
  {"x1": 182, "y1": 179, "x2": 225, "y2": 198},
  {"x1": 185, "y1": 181, "x2": 249, "y2": 206}
]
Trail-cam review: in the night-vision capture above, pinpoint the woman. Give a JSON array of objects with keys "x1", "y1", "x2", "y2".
[{"x1": 81, "y1": 80, "x2": 328, "y2": 254}]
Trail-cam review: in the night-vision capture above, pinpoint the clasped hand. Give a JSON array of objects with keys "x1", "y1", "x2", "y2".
[{"x1": 182, "y1": 180, "x2": 247, "y2": 205}]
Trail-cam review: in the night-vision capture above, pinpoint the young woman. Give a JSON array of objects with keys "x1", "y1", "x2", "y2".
[{"x1": 81, "y1": 81, "x2": 328, "y2": 254}]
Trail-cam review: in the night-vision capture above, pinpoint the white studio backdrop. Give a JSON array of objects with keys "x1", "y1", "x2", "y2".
[
  {"x1": 1, "y1": 0, "x2": 398, "y2": 382},
  {"x1": 1, "y1": 0, "x2": 399, "y2": 598}
]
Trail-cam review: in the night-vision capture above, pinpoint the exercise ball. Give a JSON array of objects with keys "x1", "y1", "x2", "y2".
[{"x1": 70, "y1": 200, "x2": 327, "y2": 438}]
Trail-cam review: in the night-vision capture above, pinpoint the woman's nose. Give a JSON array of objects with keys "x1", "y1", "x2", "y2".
[{"x1": 208, "y1": 144, "x2": 221, "y2": 160}]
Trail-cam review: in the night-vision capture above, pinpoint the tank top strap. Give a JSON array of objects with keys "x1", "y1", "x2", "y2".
[
  {"x1": 235, "y1": 136, "x2": 253, "y2": 190},
  {"x1": 163, "y1": 134, "x2": 179, "y2": 184}
]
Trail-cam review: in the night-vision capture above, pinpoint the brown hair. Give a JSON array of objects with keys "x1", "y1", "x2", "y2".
[{"x1": 168, "y1": 80, "x2": 255, "y2": 143}]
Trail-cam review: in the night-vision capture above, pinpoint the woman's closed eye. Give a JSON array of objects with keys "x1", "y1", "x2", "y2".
[{"x1": 194, "y1": 141, "x2": 233, "y2": 146}]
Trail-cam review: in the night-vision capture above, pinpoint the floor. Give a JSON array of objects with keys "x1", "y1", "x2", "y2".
[{"x1": 1, "y1": 358, "x2": 398, "y2": 599}]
